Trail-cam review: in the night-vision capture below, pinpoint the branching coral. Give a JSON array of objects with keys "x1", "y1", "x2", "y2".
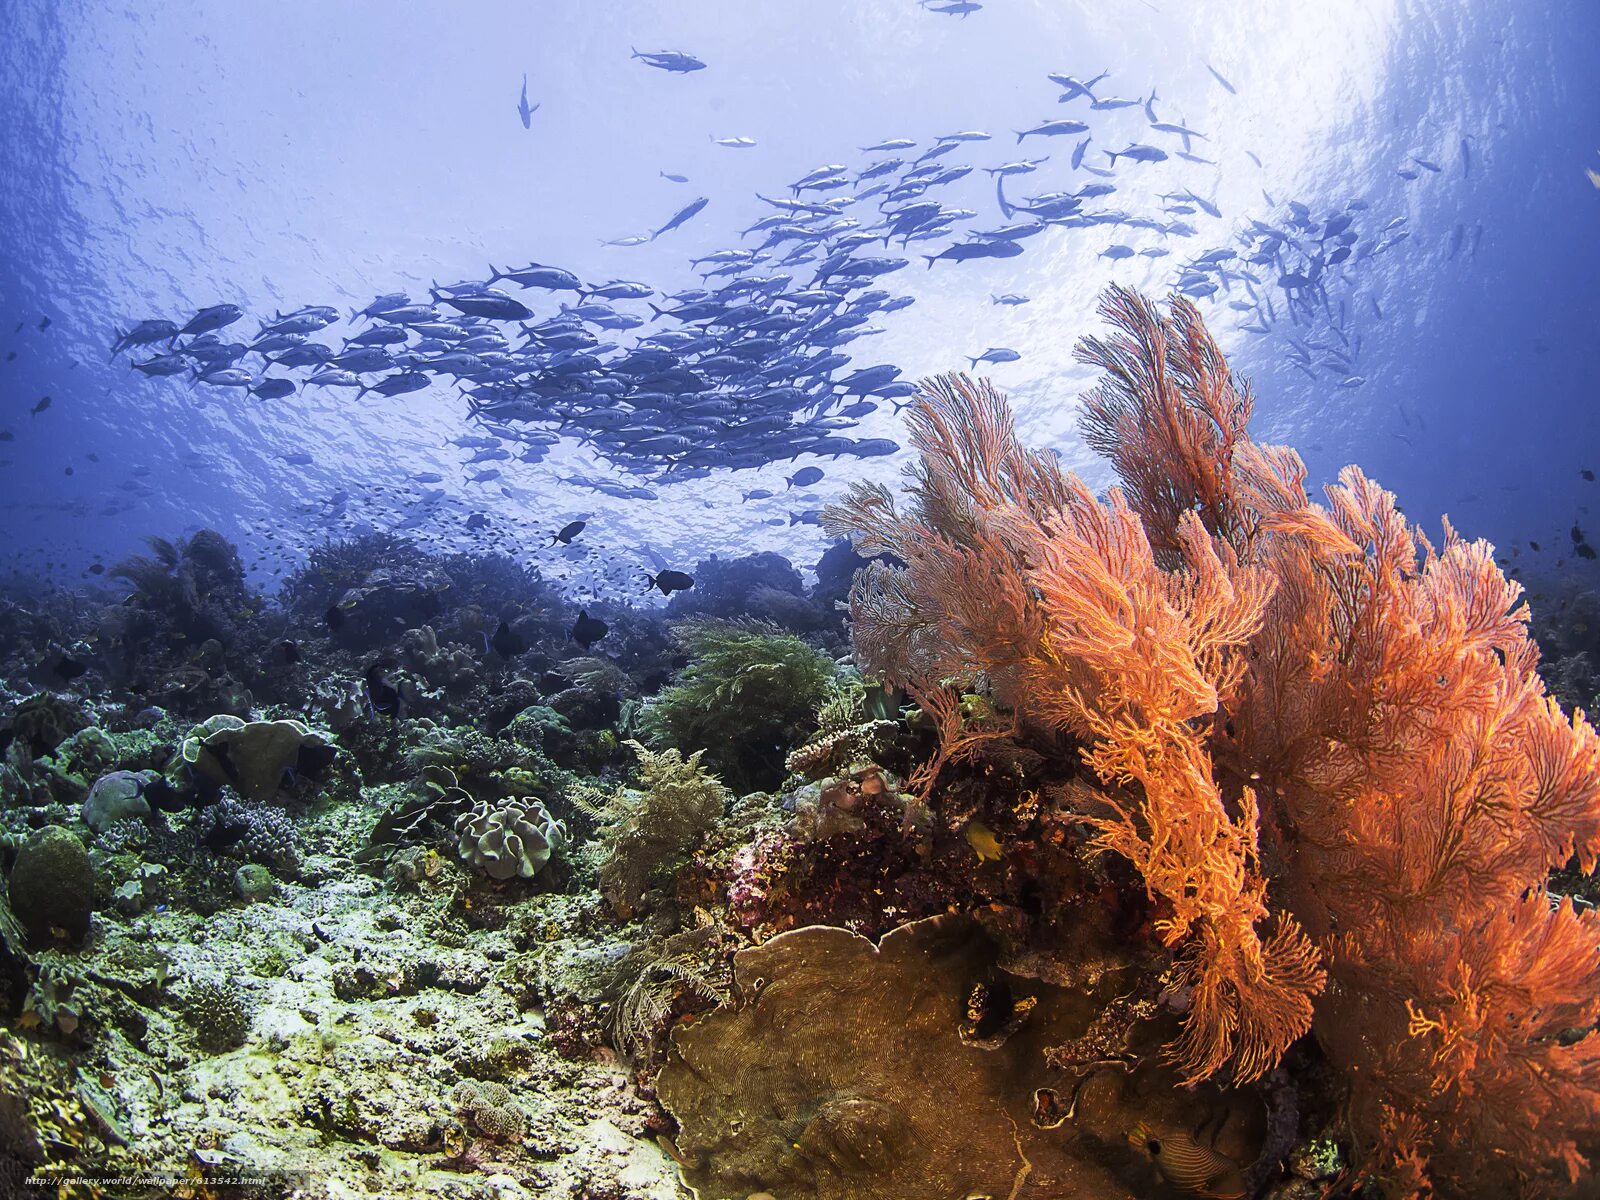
[{"x1": 823, "y1": 285, "x2": 1600, "y2": 1197}]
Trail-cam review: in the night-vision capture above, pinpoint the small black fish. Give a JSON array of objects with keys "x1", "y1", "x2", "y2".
[
  {"x1": 53, "y1": 654, "x2": 87, "y2": 681},
  {"x1": 37, "y1": 316, "x2": 50, "y2": 331},
  {"x1": 365, "y1": 661, "x2": 401, "y2": 716},
  {"x1": 295, "y1": 743, "x2": 338, "y2": 777},
  {"x1": 1582, "y1": 469, "x2": 1595, "y2": 482},
  {"x1": 1530, "y1": 540, "x2": 1542, "y2": 551},
  {"x1": 87, "y1": 563, "x2": 104, "y2": 574},
  {"x1": 142, "y1": 775, "x2": 188, "y2": 813},
  {"x1": 0, "y1": 431, "x2": 12, "y2": 441},
  {"x1": 5, "y1": 352, "x2": 15, "y2": 361},
  {"x1": 643, "y1": 569, "x2": 694, "y2": 596},
  {"x1": 787, "y1": 466, "x2": 824, "y2": 489},
  {"x1": 1579, "y1": 544, "x2": 1598, "y2": 561},
  {"x1": 203, "y1": 816, "x2": 250, "y2": 853},
  {"x1": 548, "y1": 519, "x2": 586, "y2": 546},
  {"x1": 31, "y1": 395, "x2": 51, "y2": 416},
  {"x1": 466, "y1": 513, "x2": 490, "y2": 531},
  {"x1": 490, "y1": 619, "x2": 527, "y2": 658},
  {"x1": 280, "y1": 640, "x2": 301, "y2": 664},
  {"x1": 63, "y1": 466, "x2": 73, "y2": 476},
  {"x1": 325, "y1": 605, "x2": 346, "y2": 631},
  {"x1": 570, "y1": 609, "x2": 609, "y2": 649},
  {"x1": 1572, "y1": 524, "x2": 1587, "y2": 545}
]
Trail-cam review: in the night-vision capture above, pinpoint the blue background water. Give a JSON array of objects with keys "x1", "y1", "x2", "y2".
[{"x1": 1, "y1": 0, "x2": 1596, "y2": 597}]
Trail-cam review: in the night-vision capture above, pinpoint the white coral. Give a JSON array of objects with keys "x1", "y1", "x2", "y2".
[{"x1": 453, "y1": 797, "x2": 568, "y2": 880}]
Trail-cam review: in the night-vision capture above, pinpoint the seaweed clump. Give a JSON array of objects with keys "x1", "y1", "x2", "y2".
[
  {"x1": 580, "y1": 739, "x2": 729, "y2": 917},
  {"x1": 641, "y1": 619, "x2": 836, "y2": 792}
]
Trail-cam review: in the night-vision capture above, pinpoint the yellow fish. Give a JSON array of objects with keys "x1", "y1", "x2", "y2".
[{"x1": 965, "y1": 821, "x2": 1003, "y2": 862}]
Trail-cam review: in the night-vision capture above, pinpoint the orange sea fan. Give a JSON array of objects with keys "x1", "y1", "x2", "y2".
[{"x1": 826, "y1": 286, "x2": 1600, "y2": 1195}]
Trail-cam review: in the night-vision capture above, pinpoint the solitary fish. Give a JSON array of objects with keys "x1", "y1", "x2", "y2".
[
  {"x1": 517, "y1": 73, "x2": 538, "y2": 128},
  {"x1": 642, "y1": 569, "x2": 694, "y2": 596},
  {"x1": 652, "y1": 196, "x2": 709, "y2": 240},
  {"x1": 1203, "y1": 62, "x2": 1238, "y2": 94},
  {"x1": 967, "y1": 347, "x2": 1021, "y2": 367},
  {"x1": 1127, "y1": 1123, "x2": 1246, "y2": 1199},
  {"x1": 632, "y1": 48, "x2": 706, "y2": 73},
  {"x1": 548, "y1": 519, "x2": 586, "y2": 546}
]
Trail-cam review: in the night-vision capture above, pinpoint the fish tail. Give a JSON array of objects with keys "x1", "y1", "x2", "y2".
[
  {"x1": 923, "y1": 255, "x2": 936, "y2": 269},
  {"x1": 1015, "y1": 131, "x2": 1025, "y2": 144}
]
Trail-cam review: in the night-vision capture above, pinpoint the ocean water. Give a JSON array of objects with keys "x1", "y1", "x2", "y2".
[
  {"x1": 1, "y1": 0, "x2": 1595, "y2": 590},
  {"x1": 2, "y1": 1, "x2": 1599, "y2": 1197}
]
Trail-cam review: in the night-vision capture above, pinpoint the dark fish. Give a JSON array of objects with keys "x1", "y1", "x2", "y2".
[
  {"x1": 1572, "y1": 524, "x2": 1586, "y2": 545},
  {"x1": 643, "y1": 569, "x2": 694, "y2": 596},
  {"x1": 1581, "y1": 469, "x2": 1594, "y2": 482},
  {"x1": 570, "y1": 609, "x2": 609, "y2": 649},
  {"x1": 110, "y1": 319, "x2": 180, "y2": 357},
  {"x1": 280, "y1": 640, "x2": 301, "y2": 664},
  {"x1": 631, "y1": 48, "x2": 707, "y2": 73},
  {"x1": 131, "y1": 353, "x2": 190, "y2": 376},
  {"x1": 548, "y1": 519, "x2": 586, "y2": 546},
  {"x1": 180, "y1": 304, "x2": 244, "y2": 337},
  {"x1": 465, "y1": 513, "x2": 490, "y2": 531},
  {"x1": 1203, "y1": 62, "x2": 1237, "y2": 94},
  {"x1": 250, "y1": 377, "x2": 296, "y2": 400},
  {"x1": 31, "y1": 395, "x2": 51, "y2": 415},
  {"x1": 87, "y1": 563, "x2": 104, "y2": 574},
  {"x1": 203, "y1": 815, "x2": 250, "y2": 853},
  {"x1": 279, "y1": 451, "x2": 314, "y2": 466},
  {"x1": 325, "y1": 605, "x2": 346, "y2": 631},
  {"x1": 517, "y1": 73, "x2": 538, "y2": 128},
  {"x1": 1530, "y1": 540, "x2": 1542, "y2": 551},
  {"x1": 1579, "y1": 544, "x2": 1598, "y2": 560},
  {"x1": 365, "y1": 661, "x2": 401, "y2": 716},
  {"x1": 652, "y1": 196, "x2": 710, "y2": 240},
  {"x1": 53, "y1": 654, "x2": 88, "y2": 681},
  {"x1": 490, "y1": 620, "x2": 527, "y2": 658},
  {"x1": 441, "y1": 292, "x2": 534, "y2": 321},
  {"x1": 37, "y1": 316, "x2": 50, "y2": 331},
  {"x1": 923, "y1": 240, "x2": 1024, "y2": 267},
  {"x1": 143, "y1": 775, "x2": 189, "y2": 813},
  {"x1": 358, "y1": 371, "x2": 430, "y2": 398},
  {"x1": 787, "y1": 466, "x2": 824, "y2": 488},
  {"x1": 660, "y1": 171, "x2": 689, "y2": 183}
]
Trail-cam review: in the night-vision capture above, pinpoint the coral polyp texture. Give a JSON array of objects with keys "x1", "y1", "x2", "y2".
[{"x1": 822, "y1": 286, "x2": 1600, "y2": 1196}]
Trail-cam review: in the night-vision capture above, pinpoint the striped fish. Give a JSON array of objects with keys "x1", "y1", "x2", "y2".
[{"x1": 1127, "y1": 1122, "x2": 1247, "y2": 1199}]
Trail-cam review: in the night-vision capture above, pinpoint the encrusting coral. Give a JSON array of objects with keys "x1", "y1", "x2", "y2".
[{"x1": 822, "y1": 285, "x2": 1600, "y2": 1198}]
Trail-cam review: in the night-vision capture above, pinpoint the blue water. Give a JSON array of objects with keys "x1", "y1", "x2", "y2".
[{"x1": 1, "y1": 0, "x2": 1597, "y2": 599}]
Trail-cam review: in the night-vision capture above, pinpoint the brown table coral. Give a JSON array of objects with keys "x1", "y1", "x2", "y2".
[{"x1": 658, "y1": 914, "x2": 1262, "y2": 1200}]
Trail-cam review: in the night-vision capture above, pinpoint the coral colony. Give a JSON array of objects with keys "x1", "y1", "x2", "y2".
[{"x1": 2, "y1": 289, "x2": 1597, "y2": 1199}]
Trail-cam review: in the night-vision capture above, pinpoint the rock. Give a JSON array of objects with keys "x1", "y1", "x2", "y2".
[
  {"x1": 233, "y1": 864, "x2": 276, "y2": 903},
  {"x1": 8, "y1": 825, "x2": 94, "y2": 947},
  {"x1": 82, "y1": 770, "x2": 153, "y2": 833}
]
